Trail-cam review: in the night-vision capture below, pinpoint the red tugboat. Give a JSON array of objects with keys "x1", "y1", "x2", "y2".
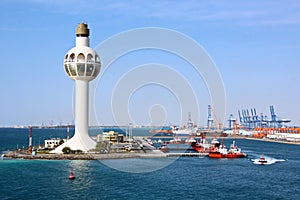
[
  {"x1": 191, "y1": 134, "x2": 208, "y2": 153},
  {"x1": 191, "y1": 135, "x2": 218, "y2": 153},
  {"x1": 209, "y1": 140, "x2": 247, "y2": 158}
]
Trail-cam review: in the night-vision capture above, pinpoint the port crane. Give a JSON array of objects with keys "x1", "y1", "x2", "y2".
[
  {"x1": 207, "y1": 105, "x2": 223, "y2": 130},
  {"x1": 235, "y1": 105, "x2": 291, "y2": 130},
  {"x1": 187, "y1": 112, "x2": 194, "y2": 129}
]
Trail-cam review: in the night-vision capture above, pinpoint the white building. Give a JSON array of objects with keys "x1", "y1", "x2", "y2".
[
  {"x1": 223, "y1": 129, "x2": 253, "y2": 136},
  {"x1": 96, "y1": 131, "x2": 124, "y2": 143},
  {"x1": 45, "y1": 138, "x2": 67, "y2": 149}
]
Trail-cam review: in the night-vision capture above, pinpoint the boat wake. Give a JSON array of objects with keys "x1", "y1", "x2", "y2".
[{"x1": 251, "y1": 156, "x2": 285, "y2": 165}]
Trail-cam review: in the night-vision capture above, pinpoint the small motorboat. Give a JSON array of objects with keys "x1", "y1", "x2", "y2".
[
  {"x1": 69, "y1": 170, "x2": 75, "y2": 180},
  {"x1": 258, "y1": 155, "x2": 268, "y2": 165},
  {"x1": 252, "y1": 155, "x2": 285, "y2": 165}
]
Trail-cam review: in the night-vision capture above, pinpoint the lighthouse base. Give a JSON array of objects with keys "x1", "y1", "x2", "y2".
[{"x1": 50, "y1": 133, "x2": 96, "y2": 154}]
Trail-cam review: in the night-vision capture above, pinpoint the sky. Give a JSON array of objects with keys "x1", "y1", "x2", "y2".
[{"x1": 0, "y1": 0, "x2": 300, "y2": 127}]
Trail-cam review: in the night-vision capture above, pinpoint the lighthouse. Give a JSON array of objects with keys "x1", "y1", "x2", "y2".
[{"x1": 51, "y1": 23, "x2": 101, "y2": 153}]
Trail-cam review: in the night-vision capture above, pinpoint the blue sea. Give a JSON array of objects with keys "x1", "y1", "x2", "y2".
[{"x1": 0, "y1": 128, "x2": 299, "y2": 200}]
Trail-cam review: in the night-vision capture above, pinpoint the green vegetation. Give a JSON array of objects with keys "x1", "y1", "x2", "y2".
[
  {"x1": 62, "y1": 146, "x2": 71, "y2": 154},
  {"x1": 37, "y1": 149, "x2": 50, "y2": 154},
  {"x1": 58, "y1": 139, "x2": 64, "y2": 145},
  {"x1": 62, "y1": 146, "x2": 83, "y2": 154}
]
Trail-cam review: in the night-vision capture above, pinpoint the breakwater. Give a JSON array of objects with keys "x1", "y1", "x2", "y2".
[
  {"x1": 3, "y1": 151, "x2": 211, "y2": 160},
  {"x1": 3, "y1": 151, "x2": 168, "y2": 160}
]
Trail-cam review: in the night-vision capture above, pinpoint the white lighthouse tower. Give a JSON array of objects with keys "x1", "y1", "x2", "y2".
[{"x1": 51, "y1": 23, "x2": 101, "y2": 153}]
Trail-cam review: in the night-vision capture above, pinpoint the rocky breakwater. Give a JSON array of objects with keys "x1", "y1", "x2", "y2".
[{"x1": 3, "y1": 150, "x2": 167, "y2": 160}]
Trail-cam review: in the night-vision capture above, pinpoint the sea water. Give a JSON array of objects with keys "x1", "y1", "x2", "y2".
[{"x1": 0, "y1": 128, "x2": 299, "y2": 200}]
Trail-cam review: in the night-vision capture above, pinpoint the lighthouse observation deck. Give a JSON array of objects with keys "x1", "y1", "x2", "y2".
[{"x1": 64, "y1": 49, "x2": 101, "y2": 81}]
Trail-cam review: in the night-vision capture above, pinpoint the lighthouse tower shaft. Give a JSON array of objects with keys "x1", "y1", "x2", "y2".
[
  {"x1": 75, "y1": 80, "x2": 89, "y2": 139},
  {"x1": 51, "y1": 23, "x2": 101, "y2": 154}
]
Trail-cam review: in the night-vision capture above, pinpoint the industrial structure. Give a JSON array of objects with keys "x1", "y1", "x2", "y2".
[
  {"x1": 206, "y1": 105, "x2": 223, "y2": 130},
  {"x1": 51, "y1": 23, "x2": 101, "y2": 153},
  {"x1": 187, "y1": 112, "x2": 194, "y2": 129},
  {"x1": 205, "y1": 104, "x2": 298, "y2": 139},
  {"x1": 221, "y1": 105, "x2": 300, "y2": 139},
  {"x1": 236, "y1": 105, "x2": 291, "y2": 130},
  {"x1": 207, "y1": 105, "x2": 213, "y2": 129}
]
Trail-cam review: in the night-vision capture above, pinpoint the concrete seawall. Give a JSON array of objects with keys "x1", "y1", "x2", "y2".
[{"x1": 3, "y1": 151, "x2": 167, "y2": 160}]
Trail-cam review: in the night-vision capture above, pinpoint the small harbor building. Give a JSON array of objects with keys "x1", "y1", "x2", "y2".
[{"x1": 45, "y1": 138, "x2": 67, "y2": 149}]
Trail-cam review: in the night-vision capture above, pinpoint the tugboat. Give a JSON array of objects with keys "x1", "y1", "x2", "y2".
[
  {"x1": 191, "y1": 134, "x2": 215, "y2": 153},
  {"x1": 68, "y1": 169, "x2": 75, "y2": 180},
  {"x1": 191, "y1": 142, "x2": 206, "y2": 152},
  {"x1": 209, "y1": 140, "x2": 247, "y2": 158}
]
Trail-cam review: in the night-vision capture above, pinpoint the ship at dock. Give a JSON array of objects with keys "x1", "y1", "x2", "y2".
[
  {"x1": 150, "y1": 126, "x2": 174, "y2": 136},
  {"x1": 150, "y1": 112, "x2": 197, "y2": 137}
]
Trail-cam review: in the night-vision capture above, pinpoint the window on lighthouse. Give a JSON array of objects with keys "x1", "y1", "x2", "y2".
[
  {"x1": 70, "y1": 53, "x2": 75, "y2": 62},
  {"x1": 64, "y1": 54, "x2": 68, "y2": 62},
  {"x1": 95, "y1": 55, "x2": 100, "y2": 63},
  {"x1": 77, "y1": 53, "x2": 85, "y2": 63},
  {"x1": 64, "y1": 64, "x2": 71, "y2": 76},
  {"x1": 87, "y1": 54, "x2": 93, "y2": 63},
  {"x1": 77, "y1": 63, "x2": 85, "y2": 76},
  {"x1": 77, "y1": 53, "x2": 86, "y2": 76},
  {"x1": 93, "y1": 64, "x2": 100, "y2": 77},
  {"x1": 69, "y1": 63, "x2": 77, "y2": 76},
  {"x1": 86, "y1": 64, "x2": 94, "y2": 76}
]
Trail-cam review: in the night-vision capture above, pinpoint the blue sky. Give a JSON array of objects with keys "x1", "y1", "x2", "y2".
[{"x1": 0, "y1": 0, "x2": 300, "y2": 127}]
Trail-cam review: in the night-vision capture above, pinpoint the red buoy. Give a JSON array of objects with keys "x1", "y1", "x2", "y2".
[{"x1": 69, "y1": 170, "x2": 75, "y2": 180}]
